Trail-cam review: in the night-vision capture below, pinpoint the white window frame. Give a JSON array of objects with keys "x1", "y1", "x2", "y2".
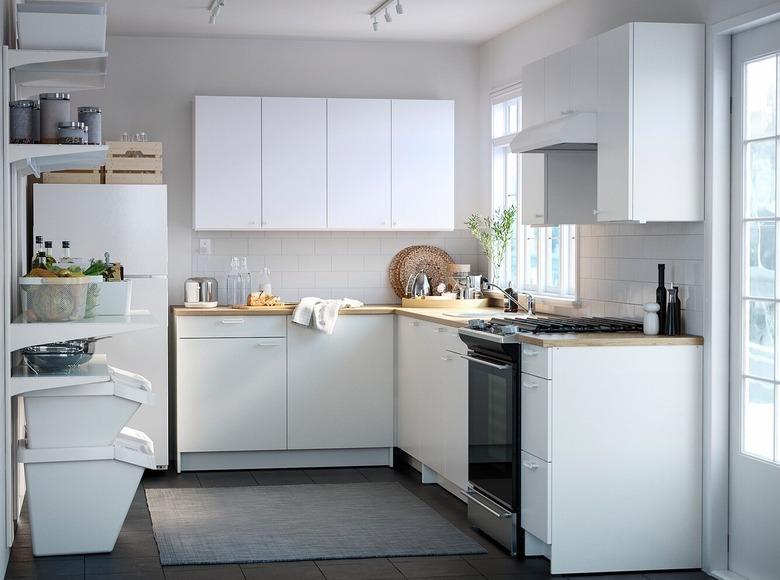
[{"x1": 490, "y1": 86, "x2": 578, "y2": 304}]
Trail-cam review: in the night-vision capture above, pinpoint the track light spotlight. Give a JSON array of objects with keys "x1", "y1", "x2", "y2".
[
  {"x1": 369, "y1": 0, "x2": 406, "y2": 31},
  {"x1": 208, "y1": 0, "x2": 224, "y2": 24},
  {"x1": 372, "y1": 17, "x2": 379, "y2": 31},
  {"x1": 384, "y1": 8, "x2": 392, "y2": 22},
  {"x1": 396, "y1": 0, "x2": 403, "y2": 14}
]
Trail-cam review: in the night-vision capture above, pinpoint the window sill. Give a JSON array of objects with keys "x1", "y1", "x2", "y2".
[{"x1": 521, "y1": 293, "x2": 581, "y2": 309}]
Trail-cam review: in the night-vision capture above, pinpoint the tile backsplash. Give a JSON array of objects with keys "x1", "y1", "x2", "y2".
[
  {"x1": 190, "y1": 230, "x2": 489, "y2": 306},
  {"x1": 188, "y1": 222, "x2": 704, "y2": 336}
]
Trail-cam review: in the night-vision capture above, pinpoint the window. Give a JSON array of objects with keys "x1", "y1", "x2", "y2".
[
  {"x1": 738, "y1": 52, "x2": 780, "y2": 464},
  {"x1": 491, "y1": 90, "x2": 577, "y2": 299}
]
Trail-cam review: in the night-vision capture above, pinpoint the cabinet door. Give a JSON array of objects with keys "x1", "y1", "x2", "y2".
[
  {"x1": 193, "y1": 96, "x2": 262, "y2": 230},
  {"x1": 544, "y1": 49, "x2": 572, "y2": 121},
  {"x1": 520, "y1": 451, "x2": 552, "y2": 544},
  {"x1": 397, "y1": 317, "x2": 426, "y2": 459},
  {"x1": 262, "y1": 97, "x2": 326, "y2": 229},
  {"x1": 522, "y1": 59, "x2": 546, "y2": 128},
  {"x1": 521, "y1": 154, "x2": 546, "y2": 225},
  {"x1": 327, "y1": 98, "x2": 391, "y2": 229},
  {"x1": 545, "y1": 151, "x2": 597, "y2": 225},
  {"x1": 441, "y1": 346, "x2": 468, "y2": 490},
  {"x1": 177, "y1": 337, "x2": 287, "y2": 452},
  {"x1": 596, "y1": 24, "x2": 633, "y2": 222},
  {"x1": 287, "y1": 316, "x2": 394, "y2": 449},
  {"x1": 391, "y1": 100, "x2": 455, "y2": 230},
  {"x1": 571, "y1": 37, "x2": 598, "y2": 113}
]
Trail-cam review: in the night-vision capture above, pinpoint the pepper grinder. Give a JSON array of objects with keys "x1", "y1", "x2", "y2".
[{"x1": 665, "y1": 286, "x2": 680, "y2": 336}]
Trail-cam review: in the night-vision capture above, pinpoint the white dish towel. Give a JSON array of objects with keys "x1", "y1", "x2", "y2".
[{"x1": 291, "y1": 297, "x2": 364, "y2": 335}]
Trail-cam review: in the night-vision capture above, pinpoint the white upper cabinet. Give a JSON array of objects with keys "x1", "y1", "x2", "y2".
[
  {"x1": 261, "y1": 97, "x2": 327, "y2": 229},
  {"x1": 327, "y1": 98, "x2": 392, "y2": 229},
  {"x1": 391, "y1": 99, "x2": 455, "y2": 230},
  {"x1": 522, "y1": 59, "x2": 546, "y2": 128},
  {"x1": 523, "y1": 151, "x2": 597, "y2": 226},
  {"x1": 596, "y1": 22, "x2": 704, "y2": 222},
  {"x1": 521, "y1": 154, "x2": 546, "y2": 226},
  {"x1": 193, "y1": 96, "x2": 262, "y2": 230},
  {"x1": 544, "y1": 49, "x2": 573, "y2": 121},
  {"x1": 571, "y1": 37, "x2": 598, "y2": 114}
]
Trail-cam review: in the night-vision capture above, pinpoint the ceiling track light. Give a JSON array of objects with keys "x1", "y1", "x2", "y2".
[
  {"x1": 369, "y1": 0, "x2": 405, "y2": 31},
  {"x1": 208, "y1": 0, "x2": 224, "y2": 25}
]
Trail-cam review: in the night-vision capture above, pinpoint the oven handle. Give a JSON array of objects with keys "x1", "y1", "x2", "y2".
[
  {"x1": 460, "y1": 354, "x2": 511, "y2": 371},
  {"x1": 460, "y1": 489, "x2": 513, "y2": 519}
]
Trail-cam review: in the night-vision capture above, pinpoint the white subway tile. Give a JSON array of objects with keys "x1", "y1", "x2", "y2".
[
  {"x1": 213, "y1": 238, "x2": 248, "y2": 256},
  {"x1": 282, "y1": 239, "x2": 315, "y2": 255},
  {"x1": 348, "y1": 271, "x2": 382, "y2": 288},
  {"x1": 363, "y1": 255, "x2": 392, "y2": 271},
  {"x1": 332, "y1": 255, "x2": 364, "y2": 271},
  {"x1": 282, "y1": 271, "x2": 316, "y2": 288},
  {"x1": 316, "y1": 271, "x2": 344, "y2": 288},
  {"x1": 316, "y1": 239, "x2": 349, "y2": 255},
  {"x1": 363, "y1": 288, "x2": 399, "y2": 305},
  {"x1": 265, "y1": 255, "x2": 300, "y2": 272},
  {"x1": 331, "y1": 287, "x2": 364, "y2": 302},
  {"x1": 300, "y1": 255, "x2": 332, "y2": 272},
  {"x1": 348, "y1": 238, "x2": 381, "y2": 255},
  {"x1": 248, "y1": 239, "x2": 282, "y2": 255}
]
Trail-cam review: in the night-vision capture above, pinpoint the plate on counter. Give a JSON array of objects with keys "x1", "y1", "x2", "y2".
[{"x1": 184, "y1": 301, "x2": 219, "y2": 308}]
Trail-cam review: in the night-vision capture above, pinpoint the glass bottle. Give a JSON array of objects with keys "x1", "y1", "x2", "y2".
[
  {"x1": 44, "y1": 241, "x2": 55, "y2": 268},
  {"x1": 226, "y1": 257, "x2": 241, "y2": 307},
  {"x1": 238, "y1": 257, "x2": 252, "y2": 306},
  {"x1": 59, "y1": 241, "x2": 74, "y2": 266},
  {"x1": 655, "y1": 264, "x2": 666, "y2": 332},
  {"x1": 31, "y1": 235, "x2": 43, "y2": 269},
  {"x1": 32, "y1": 251, "x2": 48, "y2": 270},
  {"x1": 260, "y1": 266, "x2": 272, "y2": 295}
]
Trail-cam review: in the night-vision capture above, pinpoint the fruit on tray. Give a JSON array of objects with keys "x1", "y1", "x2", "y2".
[{"x1": 247, "y1": 291, "x2": 282, "y2": 307}]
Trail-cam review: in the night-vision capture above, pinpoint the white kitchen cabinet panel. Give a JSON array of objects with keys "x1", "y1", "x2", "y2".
[
  {"x1": 193, "y1": 96, "x2": 262, "y2": 230},
  {"x1": 391, "y1": 100, "x2": 454, "y2": 230},
  {"x1": 522, "y1": 59, "x2": 545, "y2": 128},
  {"x1": 521, "y1": 343, "x2": 552, "y2": 379},
  {"x1": 287, "y1": 316, "x2": 394, "y2": 450},
  {"x1": 440, "y1": 345, "x2": 468, "y2": 490},
  {"x1": 177, "y1": 315, "x2": 286, "y2": 339},
  {"x1": 520, "y1": 373, "x2": 551, "y2": 462},
  {"x1": 177, "y1": 337, "x2": 287, "y2": 452},
  {"x1": 544, "y1": 49, "x2": 572, "y2": 122},
  {"x1": 262, "y1": 97, "x2": 326, "y2": 229},
  {"x1": 521, "y1": 154, "x2": 546, "y2": 226},
  {"x1": 396, "y1": 317, "x2": 427, "y2": 459},
  {"x1": 596, "y1": 23, "x2": 704, "y2": 222},
  {"x1": 327, "y1": 98, "x2": 392, "y2": 229},
  {"x1": 571, "y1": 37, "x2": 598, "y2": 114},
  {"x1": 520, "y1": 451, "x2": 551, "y2": 544}
]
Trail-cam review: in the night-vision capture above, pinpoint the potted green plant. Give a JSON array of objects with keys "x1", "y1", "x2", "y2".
[{"x1": 465, "y1": 206, "x2": 517, "y2": 285}]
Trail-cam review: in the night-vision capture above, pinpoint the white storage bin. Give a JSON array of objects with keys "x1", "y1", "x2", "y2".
[
  {"x1": 18, "y1": 427, "x2": 154, "y2": 557},
  {"x1": 17, "y1": 2, "x2": 107, "y2": 51},
  {"x1": 23, "y1": 366, "x2": 153, "y2": 448},
  {"x1": 87, "y1": 280, "x2": 133, "y2": 316}
]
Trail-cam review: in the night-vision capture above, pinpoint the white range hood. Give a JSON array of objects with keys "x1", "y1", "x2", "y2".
[{"x1": 510, "y1": 112, "x2": 597, "y2": 153}]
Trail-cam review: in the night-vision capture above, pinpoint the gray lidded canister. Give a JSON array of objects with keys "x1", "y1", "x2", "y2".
[
  {"x1": 78, "y1": 106, "x2": 102, "y2": 145},
  {"x1": 40, "y1": 92, "x2": 71, "y2": 144},
  {"x1": 32, "y1": 101, "x2": 40, "y2": 143},
  {"x1": 9, "y1": 100, "x2": 34, "y2": 144}
]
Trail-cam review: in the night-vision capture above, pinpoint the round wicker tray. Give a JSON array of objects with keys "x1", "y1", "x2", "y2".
[{"x1": 388, "y1": 245, "x2": 453, "y2": 298}]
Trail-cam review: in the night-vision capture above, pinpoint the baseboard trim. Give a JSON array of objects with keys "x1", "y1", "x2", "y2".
[{"x1": 178, "y1": 447, "x2": 393, "y2": 472}]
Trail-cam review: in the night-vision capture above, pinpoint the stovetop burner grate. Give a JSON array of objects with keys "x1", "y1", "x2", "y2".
[{"x1": 488, "y1": 316, "x2": 643, "y2": 334}]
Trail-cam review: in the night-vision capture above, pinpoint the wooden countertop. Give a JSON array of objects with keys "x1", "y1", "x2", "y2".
[{"x1": 171, "y1": 305, "x2": 703, "y2": 347}]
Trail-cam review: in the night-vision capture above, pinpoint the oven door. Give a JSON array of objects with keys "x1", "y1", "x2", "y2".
[{"x1": 465, "y1": 349, "x2": 518, "y2": 511}]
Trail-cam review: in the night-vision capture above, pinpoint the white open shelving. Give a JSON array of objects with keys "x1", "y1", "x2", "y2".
[
  {"x1": 8, "y1": 144, "x2": 107, "y2": 177},
  {"x1": 7, "y1": 49, "x2": 108, "y2": 99},
  {"x1": 9, "y1": 354, "x2": 110, "y2": 397},
  {"x1": 8, "y1": 311, "x2": 157, "y2": 352}
]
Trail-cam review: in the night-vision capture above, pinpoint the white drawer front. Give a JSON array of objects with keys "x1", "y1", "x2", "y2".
[
  {"x1": 431, "y1": 324, "x2": 467, "y2": 355},
  {"x1": 521, "y1": 343, "x2": 551, "y2": 379},
  {"x1": 177, "y1": 315, "x2": 287, "y2": 338},
  {"x1": 520, "y1": 451, "x2": 551, "y2": 544},
  {"x1": 520, "y1": 373, "x2": 551, "y2": 461}
]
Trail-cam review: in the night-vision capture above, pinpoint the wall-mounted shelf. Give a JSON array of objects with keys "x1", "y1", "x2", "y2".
[
  {"x1": 9, "y1": 354, "x2": 110, "y2": 397},
  {"x1": 8, "y1": 144, "x2": 107, "y2": 177},
  {"x1": 9, "y1": 311, "x2": 157, "y2": 352},
  {"x1": 7, "y1": 49, "x2": 107, "y2": 98}
]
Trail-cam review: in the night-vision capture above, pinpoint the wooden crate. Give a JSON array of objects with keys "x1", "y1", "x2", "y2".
[
  {"x1": 42, "y1": 169, "x2": 102, "y2": 184},
  {"x1": 104, "y1": 141, "x2": 163, "y2": 184}
]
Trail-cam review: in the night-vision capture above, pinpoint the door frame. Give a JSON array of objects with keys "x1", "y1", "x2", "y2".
[{"x1": 707, "y1": 3, "x2": 780, "y2": 578}]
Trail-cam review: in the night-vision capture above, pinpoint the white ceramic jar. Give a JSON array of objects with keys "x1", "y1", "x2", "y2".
[{"x1": 643, "y1": 302, "x2": 661, "y2": 335}]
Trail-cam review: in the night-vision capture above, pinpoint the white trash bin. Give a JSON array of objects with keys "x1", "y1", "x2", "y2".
[
  {"x1": 23, "y1": 366, "x2": 153, "y2": 448},
  {"x1": 19, "y1": 427, "x2": 155, "y2": 557}
]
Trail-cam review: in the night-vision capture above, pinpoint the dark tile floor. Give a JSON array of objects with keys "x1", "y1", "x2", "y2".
[{"x1": 5, "y1": 464, "x2": 712, "y2": 580}]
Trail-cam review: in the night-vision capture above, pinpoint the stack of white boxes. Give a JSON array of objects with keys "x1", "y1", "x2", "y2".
[{"x1": 17, "y1": 364, "x2": 155, "y2": 556}]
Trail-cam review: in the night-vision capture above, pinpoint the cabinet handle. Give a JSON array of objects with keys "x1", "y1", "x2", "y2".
[
  {"x1": 220, "y1": 319, "x2": 245, "y2": 324},
  {"x1": 441, "y1": 355, "x2": 453, "y2": 361},
  {"x1": 592, "y1": 209, "x2": 602, "y2": 216},
  {"x1": 534, "y1": 213, "x2": 544, "y2": 218},
  {"x1": 522, "y1": 460, "x2": 540, "y2": 471},
  {"x1": 255, "y1": 340, "x2": 282, "y2": 347},
  {"x1": 522, "y1": 347, "x2": 540, "y2": 357},
  {"x1": 461, "y1": 489, "x2": 513, "y2": 519},
  {"x1": 522, "y1": 380, "x2": 540, "y2": 389},
  {"x1": 408, "y1": 321, "x2": 420, "y2": 327},
  {"x1": 434, "y1": 327, "x2": 450, "y2": 333}
]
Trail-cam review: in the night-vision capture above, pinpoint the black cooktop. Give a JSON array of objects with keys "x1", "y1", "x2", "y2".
[{"x1": 483, "y1": 316, "x2": 643, "y2": 335}]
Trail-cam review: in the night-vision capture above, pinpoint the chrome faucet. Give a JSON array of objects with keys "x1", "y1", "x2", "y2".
[{"x1": 482, "y1": 282, "x2": 534, "y2": 315}]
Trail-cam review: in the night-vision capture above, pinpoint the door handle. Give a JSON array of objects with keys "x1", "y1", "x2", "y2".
[
  {"x1": 522, "y1": 460, "x2": 540, "y2": 471},
  {"x1": 220, "y1": 319, "x2": 245, "y2": 324},
  {"x1": 522, "y1": 347, "x2": 539, "y2": 357},
  {"x1": 255, "y1": 341, "x2": 283, "y2": 347},
  {"x1": 461, "y1": 489, "x2": 512, "y2": 519},
  {"x1": 521, "y1": 381, "x2": 540, "y2": 389},
  {"x1": 460, "y1": 354, "x2": 511, "y2": 370},
  {"x1": 441, "y1": 355, "x2": 453, "y2": 361}
]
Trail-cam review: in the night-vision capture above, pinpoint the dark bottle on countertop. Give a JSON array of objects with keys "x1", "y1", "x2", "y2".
[
  {"x1": 656, "y1": 264, "x2": 666, "y2": 332},
  {"x1": 504, "y1": 283, "x2": 518, "y2": 313},
  {"x1": 665, "y1": 286, "x2": 681, "y2": 336},
  {"x1": 673, "y1": 282, "x2": 682, "y2": 334}
]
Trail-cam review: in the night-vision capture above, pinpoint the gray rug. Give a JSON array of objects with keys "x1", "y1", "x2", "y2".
[{"x1": 145, "y1": 482, "x2": 486, "y2": 565}]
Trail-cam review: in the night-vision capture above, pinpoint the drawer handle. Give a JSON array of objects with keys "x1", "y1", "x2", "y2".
[
  {"x1": 441, "y1": 355, "x2": 453, "y2": 361},
  {"x1": 255, "y1": 341, "x2": 282, "y2": 347},
  {"x1": 460, "y1": 490, "x2": 512, "y2": 519},
  {"x1": 221, "y1": 319, "x2": 245, "y2": 324},
  {"x1": 434, "y1": 327, "x2": 449, "y2": 333},
  {"x1": 522, "y1": 381, "x2": 540, "y2": 390},
  {"x1": 408, "y1": 321, "x2": 420, "y2": 327},
  {"x1": 523, "y1": 348, "x2": 540, "y2": 357},
  {"x1": 522, "y1": 460, "x2": 540, "y2": 471}
]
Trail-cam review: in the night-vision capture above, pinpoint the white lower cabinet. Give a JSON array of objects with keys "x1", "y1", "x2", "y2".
[
  {"x1": 177, "y1": 337, "x2": 287, "y2": 452},
  {"x1": 520, "y1": 451, "x2": 551, "y2": 544},
  {"x1": 287, "y1": 316, "x2": 394, "y2": 449},
  {"x1": 396, "y1": 315, "x2": 468, "y2": 491}
]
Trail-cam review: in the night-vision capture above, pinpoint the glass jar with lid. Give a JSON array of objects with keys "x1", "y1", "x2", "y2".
[
  {"x1": 57, "y1": 121, "x2": 87, "y2": 145},
  {"x1": 32, "y1": 101, "x2": 40, "y2": 143},
  {"x1": 9, "y1": 100, "x2": 35, "y2": 144},
  {"x1": 77, "y1": 106, "x2": 102, "y2": 144},
  {"x1": 39, "y1": 93, "x2": 71, "y2": 143}
]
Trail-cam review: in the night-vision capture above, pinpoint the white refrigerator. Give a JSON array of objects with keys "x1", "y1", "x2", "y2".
[{"x1": 33, "y1": 184, "x2": 169, "y2": 468}]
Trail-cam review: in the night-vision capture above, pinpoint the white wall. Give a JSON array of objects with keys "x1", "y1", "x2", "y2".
[
  {"x1": 72, "y1": 35, "x2": 481, "y2": 304},
  {"x1": 477, "y1": 0, "x2": 710, "y2": 330}
]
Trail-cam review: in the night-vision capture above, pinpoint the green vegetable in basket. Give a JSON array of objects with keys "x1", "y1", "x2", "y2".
[{"x1": 84, "y1": 259, "x2": 108, "y2": 277}]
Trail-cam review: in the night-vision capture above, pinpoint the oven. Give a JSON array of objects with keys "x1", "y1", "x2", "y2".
[{"x1": 458, "y1": 329, "x2": 522, "y2": 556}]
